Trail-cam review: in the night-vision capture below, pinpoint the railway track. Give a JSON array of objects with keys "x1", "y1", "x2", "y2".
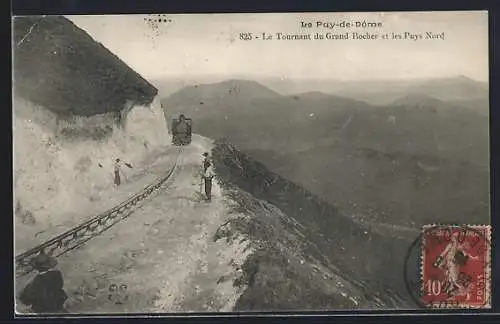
[{"x1": 15, "y1": 147, "x2": 183, "y2": 279}]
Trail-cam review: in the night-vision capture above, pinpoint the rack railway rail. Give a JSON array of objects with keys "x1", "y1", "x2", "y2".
[{"x1": 15, "y1": 147, "x2": 183, "y2": 279}]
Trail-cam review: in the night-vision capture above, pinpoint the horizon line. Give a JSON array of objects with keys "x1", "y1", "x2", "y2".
[{"x1": 150, "y1": 74, "x2": 488, "y2": 83}]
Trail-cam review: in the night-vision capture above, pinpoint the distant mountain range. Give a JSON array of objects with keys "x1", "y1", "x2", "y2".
[
  {"x1": 155, "y1": 75, "x2": 488, "y2": 107},
  {"x1": 259, "y1": 75, "x2": 489, "y2": 106},
  {"x1": 161, "y1": 79, "x2": 490, "y2": 228}
]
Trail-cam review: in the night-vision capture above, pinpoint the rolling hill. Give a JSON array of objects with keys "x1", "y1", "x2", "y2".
[
  {"x1": 258, "y1": 75, "x2": 488, "y2": 106},
  {"x1": 161, "y1": 80, "x2": 490, "y2": 229},
  {"x1": 161, "y1": 79, "x2": 281, "y2": 121}
]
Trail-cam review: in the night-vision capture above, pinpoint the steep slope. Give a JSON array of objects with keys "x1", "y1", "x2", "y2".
[
  {"x1": 211, "y1": 139, "x2": 413, "y2": 310},
  {"x1": 13, "y1": 16, "x2": 157, "y2": 116}
]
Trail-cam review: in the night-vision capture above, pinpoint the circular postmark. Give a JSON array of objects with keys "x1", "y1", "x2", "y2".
[{"x1": 404, "y1": 224, "x2": 491, "y2": 309}]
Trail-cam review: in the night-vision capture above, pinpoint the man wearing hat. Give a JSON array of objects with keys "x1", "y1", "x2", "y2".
[
  {"x1": 19, "y1": 251, "x2": 68, "y2": 313},
  {"x1": 113, "y1": 158, "x2": 133, "y2": 187},
  {"x1": 202, "y1": 152, "x2": 211, "y2": 172},
  {"x1": 201, "y1": 152, "x2": 215, "y2": 202}
]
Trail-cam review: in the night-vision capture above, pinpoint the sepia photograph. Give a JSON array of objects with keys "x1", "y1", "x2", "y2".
[{"x1": 13, "y1": 11, "x2": 490, "y2": 314}]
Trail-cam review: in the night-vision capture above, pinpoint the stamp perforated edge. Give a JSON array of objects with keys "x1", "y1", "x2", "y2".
[{"x1": 420, "y1": 224, "x2": 492, "y2": 309}]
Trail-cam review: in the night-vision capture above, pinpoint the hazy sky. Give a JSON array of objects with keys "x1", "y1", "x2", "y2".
[{"x1": 67, "y1": 11, "x2": 488, "y2": 82}]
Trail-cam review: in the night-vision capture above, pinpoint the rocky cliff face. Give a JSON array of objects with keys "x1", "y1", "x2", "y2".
[{"x1": 13, "y1": 16, "x2": 170, "y2": 249}]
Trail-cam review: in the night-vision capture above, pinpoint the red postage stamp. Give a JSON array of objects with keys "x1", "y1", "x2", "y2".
[{"x1": 420, "y1": 225, "x2": 491, "y2": 308}]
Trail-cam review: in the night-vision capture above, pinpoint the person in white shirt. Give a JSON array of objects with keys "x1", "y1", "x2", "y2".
[
  {"x1": 202, "y1": 160, "x2": 215, "y2": 201},
  {"x1": 113, "y1": 158, "x2": 132, "y2": 187}
]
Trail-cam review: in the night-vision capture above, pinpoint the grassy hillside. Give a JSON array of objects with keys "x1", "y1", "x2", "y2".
[
  {"x1": 13, "y1": 16, "x2": 158, "y2": 116},
  {"x1": 161, "y1": 79, "x2": 281, "y2": 120},
  {"x1": 162, "y1": 80, "x2": 490, "y2": 228},
  {"x1": 212, "y1": 140, "x2": 414, "y2": 310}
]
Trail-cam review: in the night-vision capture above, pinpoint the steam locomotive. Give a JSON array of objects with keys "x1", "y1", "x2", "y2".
[{"x1": 171, "y1": 114, "x2": 192, "y2": 145}]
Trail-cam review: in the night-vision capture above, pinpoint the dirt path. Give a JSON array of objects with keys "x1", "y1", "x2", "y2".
[{"x1": 16, "y1": 137, "x2": 251, "y2": 314}]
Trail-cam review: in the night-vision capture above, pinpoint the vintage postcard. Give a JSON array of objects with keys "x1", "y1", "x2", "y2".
[{"x1": 13, "y1": 11, "x2": 490, "y2": 314}]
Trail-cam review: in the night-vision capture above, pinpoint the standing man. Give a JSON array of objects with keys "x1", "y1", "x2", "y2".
[
  {"x1": 113, "y1": 158, "x2": 133, "y2": 187},
  {"x1": 114, "y1": 158, "x2": 122, "y2": 187},
  {"x1": 19, "y1": 251, "x2": 68, "y2": 313},
  {"x1": 201, "y1": 153, "x2": 215, "y2": 202},
  {"x1": 202, "y1": 152, "x2": 210, "y2": 172},
  {"x1": 199, "y1": 153, "x2": 209, "y2": 196}
]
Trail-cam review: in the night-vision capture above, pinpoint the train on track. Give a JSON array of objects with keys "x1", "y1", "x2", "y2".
[{"x1": 171, "y1": 114, "x2": 192, "y2": 146}]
